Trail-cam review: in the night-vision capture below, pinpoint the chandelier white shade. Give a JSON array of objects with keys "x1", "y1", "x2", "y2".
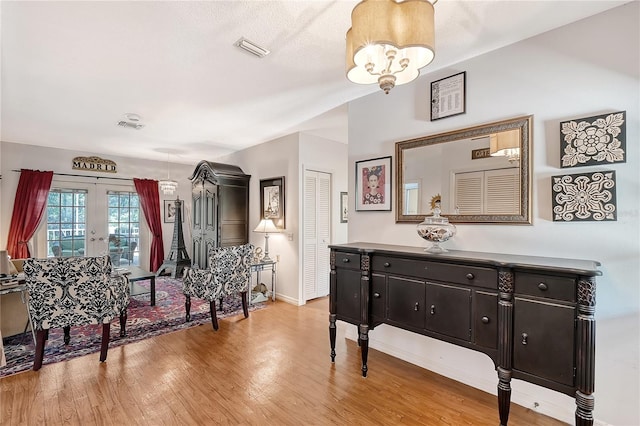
[{"x1": 346, "y1": 0, "x2": 436, "y2": 94}]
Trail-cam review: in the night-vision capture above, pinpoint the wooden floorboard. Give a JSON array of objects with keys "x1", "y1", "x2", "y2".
[{"x1": 0, "y1": 297, "x2": 566, "y2": 425}]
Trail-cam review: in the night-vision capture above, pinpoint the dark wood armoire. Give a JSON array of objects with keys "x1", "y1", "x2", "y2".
[{"x1": 189, "y1": 161, "x2": 250, "y2": 269}]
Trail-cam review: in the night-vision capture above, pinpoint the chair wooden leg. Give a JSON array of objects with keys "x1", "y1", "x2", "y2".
[
  {"x1": 100, "y1": 323, "x2": 110, "y2": 362},
  {"x1": 241, "y1": 291, "x2": 249, "y2": 318},
  {"x1": 63, "y1": 326, "x2": 71, "y2": 345},
  {"x1": 185, "y1": 295, "x2": 191, "y2": 322},
  {"x1": 219, "y1": 296, "x2": 223, "y2": 311},
  {"x1": 209, "y1": 300, "x2": 219, "y2": 331},
  {"x1": 119, "y1": 309, "x2": 127, "y2": 337},
  {"x1": 33, "y1": 329, "x2": 47, "y2": 371}
]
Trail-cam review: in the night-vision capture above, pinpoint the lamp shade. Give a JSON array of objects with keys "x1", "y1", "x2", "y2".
[
  {"x1": 346, "y1": 0, "x2": 435, "y2": 93},
  {"x1": 0, "y1": 250, "x2": 10, "y2": 276},
  {"x1": 253, "y1": 218, "x2": 279, "y2": 234},
  {"x1": 490, "y1": 129, "x2": 521, "y2": 160}
]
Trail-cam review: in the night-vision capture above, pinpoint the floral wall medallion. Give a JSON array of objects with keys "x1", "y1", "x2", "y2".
[
  {"x1": 552, "y1": 171, "x2": 616, "y2": 222},
  {"x1": 560, "y1": 111, "x2": 626, "y2": 168}
]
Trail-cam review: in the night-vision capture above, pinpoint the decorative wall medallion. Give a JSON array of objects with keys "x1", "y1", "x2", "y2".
[
  {"x1": 560, "y1": 111, "x2": 626, "y2": 168},
  {"x1": 552, "y1": 171, "x2": 616, "y2": 222},
  {"x1": 72, "y1": 156, "x2": 117, "y2": 173}
]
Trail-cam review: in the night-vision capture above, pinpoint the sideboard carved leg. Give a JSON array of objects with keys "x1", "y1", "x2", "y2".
[
  {"x1": 497, "y1": 269, "x2": 514, "y2": 426},
  {"x1": 575, "y1": 391, "x2": 594, "y2": 426},
  {"x1": 329, "y1": 313, "x2": 337, "y2": 362},
  {"x1": 497, "y1": 367, "x2": 512, "y2": 426},
  {"x1": 575, "y1": 276, "x2": 596, "y2": 426},
  {"x1": 359, "y1": 324, "x2": 369, "y2": 377}
]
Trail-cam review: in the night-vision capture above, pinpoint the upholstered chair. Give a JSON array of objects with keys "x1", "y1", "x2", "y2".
[
  {"x1": 23, "y1": 255, "x2": 130, "y2": 371},
  {"x1": 182, "y1": 243, "x2": 254, "y2": 330}
]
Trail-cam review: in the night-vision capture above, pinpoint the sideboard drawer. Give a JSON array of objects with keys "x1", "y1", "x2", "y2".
[
  {"x1": 372, "y1": 256, "x2": 429, "y2": 277},
  {"x1": 335, "y1": 252, "x2": 360, "y2": 270},
  {"x1": 372, "y1": 256, "x2": 496, "y2": 289},
  {"x1": 424, "y1": 263, "x2": 497, "y2": 289},
  {"x1": 516, "y1": 272, "x2": 576, "y2": 302}
]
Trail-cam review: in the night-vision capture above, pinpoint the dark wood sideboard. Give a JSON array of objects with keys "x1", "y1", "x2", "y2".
[{"x1": 329, "y1": 242, "x2": 601, "y2": 426}]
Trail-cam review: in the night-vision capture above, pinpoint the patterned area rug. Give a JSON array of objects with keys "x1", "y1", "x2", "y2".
[{"x1": 1, "y1": 277, "x2": 265, "y2": 377}]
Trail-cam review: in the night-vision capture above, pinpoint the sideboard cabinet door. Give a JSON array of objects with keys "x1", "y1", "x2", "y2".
[
  {"x1": 335, "y1": 268, "x2": 361, "y2": 324},
  {"x1": 513, "y1": 297, "x2": 576, "y2": 386},
  {"x1": 388, "y1": 276, "x2": 426, "y2": 330},
  {"x1": 425, "y1": 282, "x2": 471, "y2": 341}
]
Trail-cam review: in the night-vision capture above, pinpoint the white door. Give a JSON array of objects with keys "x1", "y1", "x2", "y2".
[
  {"x1": 36, "y1": 177, "x2": 146, "y2": 268},
  {"x1": 303, "y1": 170, "x2": 331, "y2": 301}
]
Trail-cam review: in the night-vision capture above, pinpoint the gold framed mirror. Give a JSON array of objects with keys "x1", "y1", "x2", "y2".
[{"x1": 396, "y1": 115, "x2": 532, "y2": 224}]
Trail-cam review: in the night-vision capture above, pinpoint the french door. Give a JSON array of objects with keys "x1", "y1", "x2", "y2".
[{"x1": 36, "y1": 179, "x2": 146, "y2": 268}]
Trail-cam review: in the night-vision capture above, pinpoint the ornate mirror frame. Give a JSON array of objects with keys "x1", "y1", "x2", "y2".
[{"x1": 395, "y1": 115, "x2": 533, "y2": 224}]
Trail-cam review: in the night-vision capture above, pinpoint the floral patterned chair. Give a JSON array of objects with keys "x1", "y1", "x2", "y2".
[
  {"x1": 182, "y1": 243, "x2": 254, "y2": 330},
  {"x1": 23, "y1": 255, "x2": 130, "y2": 371}
]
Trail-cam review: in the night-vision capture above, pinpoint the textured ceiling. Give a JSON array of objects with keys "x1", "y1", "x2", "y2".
[{"x1": 0, "y1": 1, "x2": 629, "y2": 164}]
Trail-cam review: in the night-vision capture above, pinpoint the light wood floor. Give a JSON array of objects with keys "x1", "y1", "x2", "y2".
[{"x1": 0, "y1": 298, "x2": 565, "y2": 425}]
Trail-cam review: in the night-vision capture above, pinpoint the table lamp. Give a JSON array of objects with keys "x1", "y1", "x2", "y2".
[{"x1": 253, "y1": 219, "x2": 279, "y2": 262}]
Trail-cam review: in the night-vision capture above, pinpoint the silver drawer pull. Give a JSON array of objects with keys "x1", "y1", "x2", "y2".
[
  {"x1": 521, "y1": 333, "x2": 528, "y2": 345},
  {"x1": 538, "y1": 282, "x2": 548, "y2": 291},
  {"x1": 373, "y1": 292, "x2": 381, "y2": 299},
  {"x1": 466, "y1": 273, "x2": 475, "y2": 280},
  {"x1": 342, "y1": 258, "x2": 350, "y2": 263},
  {"x1": 384, "y1": 262, "x2": 391, "y2": 267},
  {"x1": 430, "y1": 305, "x2": 436, "y2": 315},
  {"x1": 481, "y1": 316, "x2": 490, "y2": 324},
  {"x1": 414, "y1": 302, "x2": 420, "y2": 311}
]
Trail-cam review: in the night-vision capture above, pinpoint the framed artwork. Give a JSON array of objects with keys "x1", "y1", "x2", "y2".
[
  {"x1": 260, "y1": 176, "x2": 285, "y2": 229},
  {"x1": 355, "y1": 156, "x2": 392, "y2": 211},
  {"x1": 430, "y1": 71, "x2": 466, "y2": 121},
  {"x1": 340, "y1": 192, "x2": 348, "y2": 223},
  {"x1": 560, "y1": 111, "x2": 626, "y2": 168},
  {"x1": 164, "y1": 200, "x2": 184, "y2": 223},
  {"x1": 552, "y1": 170, "x2": 617, "y2": 222}
]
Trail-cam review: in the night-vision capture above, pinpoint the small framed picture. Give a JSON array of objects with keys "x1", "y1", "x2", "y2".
[
  {"x1": 340, "y1": 192, "x2": 348, "y2": 223},
  {"x1": 260, "y1": 177, "x2": 285, "y2": 229},
  {"x1": 164, "y1": 200, "x2": 184, "y2": 223},
  {"x1": 355, "y1": 156, "x2": 392, "y2": 211},
  {"x1": 431, "y1": 71, "x2": 466, "y2": 121}
]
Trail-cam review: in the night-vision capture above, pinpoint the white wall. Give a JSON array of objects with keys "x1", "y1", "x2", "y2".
[
  {"x1": 0, "y1": 141, "x2": 194, "y2": 268},
  {"x1": 223, "y1": 132, "x2": 349, "y2": 305},
  {"x1": 299, "y1": 133, "x2": 348, "y2": 247},
  {"x1": 346, "y1": 3, "x2": 639, "y2": 425}
]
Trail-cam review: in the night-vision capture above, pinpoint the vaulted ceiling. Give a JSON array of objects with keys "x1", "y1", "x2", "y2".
[{"x1": 0, "y1": 1, "x2": 629, "y2": 164}]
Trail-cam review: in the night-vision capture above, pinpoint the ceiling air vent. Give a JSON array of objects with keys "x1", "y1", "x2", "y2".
[
  {"x1": 117, "y1": 120, "x2": 144, "y2": 130},
  {"x1": 234, "y1": 37, "x2": 270, "y2": 58}
]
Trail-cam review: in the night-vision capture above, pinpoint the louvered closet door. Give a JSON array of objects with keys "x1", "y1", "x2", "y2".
[{"x1": 303, "y1": 170, "x2": 331, "y2": 301}]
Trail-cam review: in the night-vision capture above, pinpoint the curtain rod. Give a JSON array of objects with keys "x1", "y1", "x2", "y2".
[{"x1": 12, "y1": 169, "x2": 133, "y2": 181}]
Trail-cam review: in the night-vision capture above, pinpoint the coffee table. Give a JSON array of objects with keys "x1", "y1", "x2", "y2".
[{"x1": 125, "y1": 266, "x2": 156, "y2": 306}]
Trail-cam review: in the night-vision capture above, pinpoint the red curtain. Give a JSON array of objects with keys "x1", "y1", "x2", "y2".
[
  {"x1": 7, "y1": 169, "x2": 54, "y2": 259},
  {"x1": 133, "y1": 178, "x2": 164, "y2": 272}
]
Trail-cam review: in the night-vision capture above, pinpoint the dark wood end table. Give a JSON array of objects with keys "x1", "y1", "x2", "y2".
[{"x1": 124, "y1": 266, "x2": 156, "y2": 306}]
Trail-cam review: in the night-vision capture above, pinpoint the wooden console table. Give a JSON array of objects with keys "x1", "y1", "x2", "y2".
[{"x1": 329, "y1": 243, "x2": 601, "y2": 426}]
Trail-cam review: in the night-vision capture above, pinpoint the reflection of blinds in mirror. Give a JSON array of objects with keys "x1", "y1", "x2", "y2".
[
  {"x1": 486, "y1": 169, "x2": 520, "y2": 214},
  {"x1": 453, "y1": 168, "x2": 519, "y2": 215},
  {"x1": 453, "y1": 172, "x2": 483, "y2": 214}
]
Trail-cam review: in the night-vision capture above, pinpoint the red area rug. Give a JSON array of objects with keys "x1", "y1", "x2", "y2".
[{"x1": 0, "y1": 277, "x2": 265, "y2": 377}]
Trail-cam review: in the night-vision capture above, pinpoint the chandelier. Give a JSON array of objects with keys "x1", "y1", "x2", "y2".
[
  {"x1": 159, "y1": 153, "x2": 178, "y2": 195},
  {"x1": 346, "y1": 0, "x2": 436, "y2": 94}
]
